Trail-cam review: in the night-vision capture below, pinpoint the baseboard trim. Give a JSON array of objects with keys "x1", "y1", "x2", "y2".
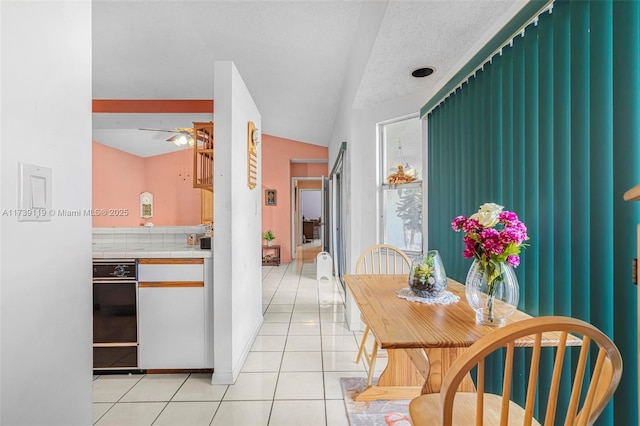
[{"x1": 147, "y1": 368, "x2": 213, "y2": 374}]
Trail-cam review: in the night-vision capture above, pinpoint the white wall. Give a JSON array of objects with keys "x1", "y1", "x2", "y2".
[
  {"x1": 0, "y1": 1, "x2": 93, "y2": 424},
  {"x1": 339, "y1": 92, "x2": 430, "y2": 330},
  {"x1": 327, "y1": 0, "x2": 393, "y2": 330},
  {"x1": 212, "y1": 61, "x2": 263, "y2": 384},
  {"x1": 301, "y1": 190, "x2": 322, "y2": 219}
]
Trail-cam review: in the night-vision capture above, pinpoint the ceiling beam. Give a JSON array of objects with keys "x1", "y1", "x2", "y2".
[{"x1": 92, "y1": 99, "x2": 214, "y2": 113}]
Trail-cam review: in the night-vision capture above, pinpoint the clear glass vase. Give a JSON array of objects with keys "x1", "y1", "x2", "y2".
[
  {"x1": 465, "y1": 259, "x2": 519, "y2": 326},
  {"x1": 408, "y1": 250, "x2": 447, "y2": 298}
]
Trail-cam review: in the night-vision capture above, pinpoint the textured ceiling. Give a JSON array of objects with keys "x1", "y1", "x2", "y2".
[
  {"x1": 353, "y1": 0, "x2": 522, "y2": 109},
  {"x1": 92, "y1": 0, "x2": 527, "y2": 157}
]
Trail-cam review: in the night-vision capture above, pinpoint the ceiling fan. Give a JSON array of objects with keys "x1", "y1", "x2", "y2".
[{"x1": 138, "y1": 127, "x2": 195, "y2": 146}]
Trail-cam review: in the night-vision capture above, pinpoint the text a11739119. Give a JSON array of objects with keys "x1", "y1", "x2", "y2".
[{"x1": 1, "y1": 207, "x2": 130, "y2": 218}]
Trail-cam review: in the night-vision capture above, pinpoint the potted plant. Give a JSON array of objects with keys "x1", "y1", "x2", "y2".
[
  {"x1": 408, "y1": 250, "x2": 447, "y2": 298},
  {"x1": 263, "y1": 230, "x2": 276, "y2": 246}
]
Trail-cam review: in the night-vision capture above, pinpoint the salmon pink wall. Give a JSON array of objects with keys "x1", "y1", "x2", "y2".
[
  {"x1": 144, "y1": 149, "x2": 201, "y2": 226},
  {"x1": 92, "y1": 142, "x2": 200, "y2": 226},
  {"x1": 262, "y1": 134, "x2": 328, "y2": 262},
  {"x1": 92, "y1": 142, "x2": 145, "y2": 226},
  {"x1": 290, "y1": 163, "x2": 329, "y2": 177}
]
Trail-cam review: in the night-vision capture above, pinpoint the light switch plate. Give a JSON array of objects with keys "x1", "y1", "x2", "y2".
[{"x1": 18, "y1": 162, "x2": 52, "y2": 222}]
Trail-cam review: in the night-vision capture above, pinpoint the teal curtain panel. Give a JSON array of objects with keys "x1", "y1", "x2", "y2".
[{"x1": 423, "y1": 1, "x2": 640, "y2": 424}]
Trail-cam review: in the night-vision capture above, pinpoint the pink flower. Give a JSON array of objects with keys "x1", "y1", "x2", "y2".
[
  {"x1": 479, "y1": 228, "x2": 499, "y2": 242},
  {"x1": 500, "y1": 227, "x2": 521, "y2": 245},
  {"x1": 462, "y1": 218, "x2": 482, "y2": 234},
  {"x1": 499, "y1": 211, "x2": 519, "y2": 225},
  {"x1": 452, "y1": 203, "x2": 528, "y2": 269},
  {"x1": 480, "y1": 228, "x2": 504, "y2": 255},
  {"x1": 451, "y1": 216, "x2": 467, "y2": 231},
  {"x1": 515, "y1": 222, "x2": 528, "y2": 241}
]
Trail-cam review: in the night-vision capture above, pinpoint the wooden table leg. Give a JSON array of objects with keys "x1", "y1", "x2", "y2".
[
  {"x1": 421, "y1": 347, "x2": 476, "y2": 394},
  {"x1": 353, "y1": 347, "x2": 475, "y2": 401},
  {"x1": 354, "y1": 348, "x2": 426, "y2": 401}
]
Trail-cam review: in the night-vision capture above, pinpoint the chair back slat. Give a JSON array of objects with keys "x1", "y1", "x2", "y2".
[
  {"x1": 476, "y1": 359, "x2": 485, "y2": 426},
  {"x1": 355, "y1": 244, "x2": 410, "y2": 275},
  {"x1": 575, "y1": 356, "x2": 615, "y2": 425},
  {"x1": 578, "y1": 348, "x2": 608, "y2": 426},
  {"x1": 544, "y1": 331, "x2": 568, "y2": 426},
  {"x1": 411, "y1": 316, "x2": 623, "y2": 426},
  {"x1": 564, "y1": 335, "x2": 591, "y2": 425},
  {"x1": 500, "y1": 343, "x2": 515, "y2": 426},
  {"x1": 524, "y1": 333, "x2": 543, "y2": 426}
]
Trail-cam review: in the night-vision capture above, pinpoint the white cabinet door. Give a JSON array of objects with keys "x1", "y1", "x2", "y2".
[
  {"x1": 139, "y1": 284, "x2": 205, "y2": 369},
  {"x1": 138, "y1": 263, "x2": 204, "y2": 282}
]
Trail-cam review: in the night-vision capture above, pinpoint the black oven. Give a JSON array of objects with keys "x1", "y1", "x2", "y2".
[{"x1": 93, "y1": 259, "x2": 140, "y2": 371}]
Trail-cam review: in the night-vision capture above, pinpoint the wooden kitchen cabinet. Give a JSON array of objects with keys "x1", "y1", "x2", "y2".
[
  {"x1": 201, "y1": 189, "x2": 213, "y2": 225},
  {"x1": 193, "y1": 121, "x2": 214, "y2": 191},
  {"x1": 138, "y1": 258, "x2": 212, "y2": 369}
]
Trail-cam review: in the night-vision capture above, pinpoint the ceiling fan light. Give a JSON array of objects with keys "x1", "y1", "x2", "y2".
[{"x1": 173, "y1": 133, "x2": 191, "y2": 147}]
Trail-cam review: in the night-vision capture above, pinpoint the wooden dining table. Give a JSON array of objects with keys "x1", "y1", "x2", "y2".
[{"x1": 344, "y1": 274, "x2": 581, "y2": 402}]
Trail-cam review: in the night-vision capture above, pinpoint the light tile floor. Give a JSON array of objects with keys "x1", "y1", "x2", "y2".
[{"x1": 93, "y1": 259, "x2": 386, "y2": 425}]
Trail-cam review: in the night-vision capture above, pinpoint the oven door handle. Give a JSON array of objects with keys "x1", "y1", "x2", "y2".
[{"x1": 93, "y1": 280, "x2": 138, "y2": 284}]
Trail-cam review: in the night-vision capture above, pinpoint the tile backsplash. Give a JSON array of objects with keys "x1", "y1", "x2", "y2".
[{"x1": 93, "y1": 226, "x2": 207, "y2": 248}]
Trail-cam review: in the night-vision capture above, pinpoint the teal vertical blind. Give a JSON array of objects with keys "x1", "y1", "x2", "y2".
[
  {"x1": 613, "y1": 0, "x2": 640, "y2": 421},
  {"x1": 424, "y1": 1, "x2": 639, "y2": 425}
]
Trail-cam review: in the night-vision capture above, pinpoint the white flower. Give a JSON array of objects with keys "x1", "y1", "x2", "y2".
[
  {"x1": 477, "y1": 203, "x2": 504, "y2": 214},
  {"x1": 470, "y1": 203, "x2": 503, "y2": 228}
]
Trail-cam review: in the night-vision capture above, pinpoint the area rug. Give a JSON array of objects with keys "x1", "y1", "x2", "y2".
[{"x1": 340, "y1": 377, "x2": 412, "y2": 426}]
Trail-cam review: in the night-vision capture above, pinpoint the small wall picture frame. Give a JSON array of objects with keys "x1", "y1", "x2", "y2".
[{"x1": 265, "y1": 189, "x2": 277, "y2": 206}]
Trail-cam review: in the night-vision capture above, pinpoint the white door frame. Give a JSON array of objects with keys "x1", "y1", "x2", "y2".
[{"x1": 290, "y1": 176, "x2": 324, "y2": 260}]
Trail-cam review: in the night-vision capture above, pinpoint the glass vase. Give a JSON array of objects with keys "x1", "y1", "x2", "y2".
[
  {"x1": 465, "y1": 259, "x2": 519, "y2": 326},
  {"x1": 408, "y1": 250, "x2": 447, "y2": 298}
]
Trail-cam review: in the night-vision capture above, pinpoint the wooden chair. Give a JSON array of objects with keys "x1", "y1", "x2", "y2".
[
  {"x1": 409, "y1": 316, "x2": 623, "y2": 426},
  {"x1": 354, "y1": 244, "x2": 411, "y2": 386}
]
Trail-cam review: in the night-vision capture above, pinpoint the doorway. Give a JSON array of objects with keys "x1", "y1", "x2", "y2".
[
  {"x1": 300, "y1": 189, "x2": 321, "y2": 243},
  {"x1": 291, "y1": 177, "x2": 325, "y2": 261}
]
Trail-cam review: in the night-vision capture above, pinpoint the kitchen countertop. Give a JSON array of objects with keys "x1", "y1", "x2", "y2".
[{"x1": 92, "y1": 243, "x2": 212, "y2": 259}]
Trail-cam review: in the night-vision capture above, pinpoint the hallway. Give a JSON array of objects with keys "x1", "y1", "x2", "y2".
[{"x1": 293, "y1": 238, "x2": 323, "y2": 264}]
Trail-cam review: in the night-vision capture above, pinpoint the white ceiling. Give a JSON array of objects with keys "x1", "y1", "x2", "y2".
[{"x1": 92, "y1": 0, "x2": 527, "y2": 157}]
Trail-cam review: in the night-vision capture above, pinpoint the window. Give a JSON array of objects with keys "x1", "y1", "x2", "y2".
[{"x1": 379, "y1": 115, "x2": 423, "y2": 254}]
